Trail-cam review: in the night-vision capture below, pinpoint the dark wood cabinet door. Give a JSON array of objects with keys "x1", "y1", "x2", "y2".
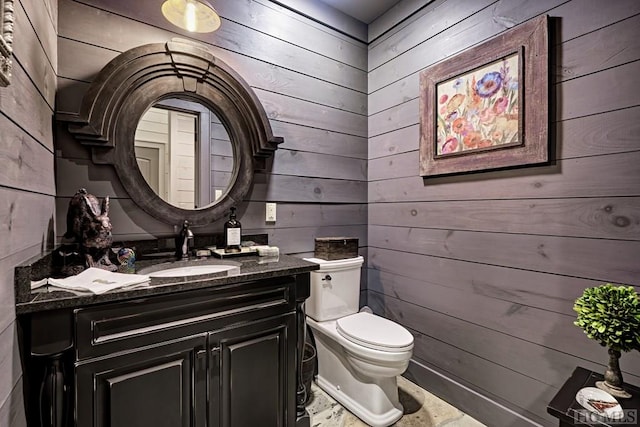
[
  {"x1": 211, "y1": 314, "x2": 296, "y2": 427},
  {"x1": 76, "y1": 335, "x2": 207, "y2": 427}
]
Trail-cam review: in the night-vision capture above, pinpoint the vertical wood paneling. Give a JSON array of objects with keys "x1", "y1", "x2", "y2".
[
  {"x1": 0, "y1": 0, "x2": 58, "y2": 422},
  {"x1": 368, "y1": 0, "x2": 640, "y2": 425}
]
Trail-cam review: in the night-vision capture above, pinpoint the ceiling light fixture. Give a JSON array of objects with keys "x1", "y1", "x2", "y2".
[{"x1": 161, "y1": 0, "x2": 221, "y2": 33}]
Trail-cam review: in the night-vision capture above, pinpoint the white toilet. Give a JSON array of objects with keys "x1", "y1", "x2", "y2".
[{"x1": 303, "y1": 256, "x2": 414, "y2": 427}]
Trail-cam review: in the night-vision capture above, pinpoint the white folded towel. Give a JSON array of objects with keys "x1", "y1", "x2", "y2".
[{"x1": 31, "y1": 267, "x2": 150, "y2": 295}]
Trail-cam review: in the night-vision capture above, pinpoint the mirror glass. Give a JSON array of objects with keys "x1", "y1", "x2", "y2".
[{"x1": 133, "y1": 98, "x2": 234, "y2": 209}]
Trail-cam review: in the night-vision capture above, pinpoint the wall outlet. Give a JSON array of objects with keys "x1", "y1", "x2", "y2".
[{"x1": 266, "y1": 203, "x2": 276, "y2": 222}]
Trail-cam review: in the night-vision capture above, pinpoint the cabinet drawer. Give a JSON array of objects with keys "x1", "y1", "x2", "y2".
[{"x1": 76, "y1": 276, "x2": 295, "y2": 360}]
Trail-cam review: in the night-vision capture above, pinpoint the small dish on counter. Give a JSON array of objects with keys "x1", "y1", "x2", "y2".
[{"x1": 575, "y1": 387, "x2": 623, "y2": 418}]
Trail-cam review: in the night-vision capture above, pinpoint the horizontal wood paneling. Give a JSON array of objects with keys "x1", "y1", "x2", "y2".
[
  {"x1": 367, "y1": 279, "x2": 640, "y2": 386},
  {"x1": 368, "y1": 0, "x2": 493, "y2": 70},
  {"x1": 369, "y1": 151, "x2": 640, "y2": 202},
  {"x1": 272, "y1": 150, "x2": 366, "y2": 181},
  {"x1": 258, "y1": 225, "x2": 367, "y2": 255},
  {"x1": 400, "y1": 321, "x2": 556, "y2": 425},
  {"x1": 0, "y1": 325, "x2": 22, "y2": 413},
  {"x1": 0, "y1": 115, "x2": 55, "y2": 194},
  {"x1": 404, "y1": 360, "x2": 536, "y2": 427},
  {"x1": 247, "y1": 0, "x2": 368, "y2": 43},
  {"x1": 369, "y1": 224, "x2": 639, "y2": 285},
  {"x1": 271, "y1": 122, "x2": 367, "y2": 159},
  {"x1": 556, "y1": 14, "x2": 640, "y2": 83},
  {"x1": 249, "y1": 173, "x2": 368, "y2": 204},
  {"x1": 19, "y1": 0, "x2": 58, "y2": 67},
  {"x1": 367, "y1": 247, "x2": 594, "y2": 316},
  {"x1": 369, "y1": 197, "x2": 640, "y2": 240},
  {"x1": 0, "y1": 61, "x2": 54, "y2": 146},
  {"x1": 0, "y1": 190, "x2": 56, "y2": 260},
  {"x1": 1, "y1": 0, "x2": 57, "y2": 421},
  {"x1": 370, "y1": 60, "x2": 640, "y2": 137},
  {"x1": 55, "y1": 0, "x2": 367, "y2": 258},
  {"x1": 368, "y1": 0, "x2": 563, "y2": 93},
  {"x1": 368, "y1": 0, "x2": 440, "y2": 44},
  {"x1": 368, "y1": 1, "x2": 640, "y2": 424},
  {"x1": 239, "y1": 203, "x2": 367, "y2": 229},
  {"x1": 213, "y1": 0, "x2": 368, "y2": 70},
  {"x1": 55, "y1": 156, "x2": 367, "y2": 203},
  {"x1": 59, "y1": 0, "x2": 367, "y2": 93},
  {"x1": 14, "y1": 0, "x2": 56, "y2": 109},
  {"x1": 0, "y1": 378, "x2": 27, "y2": 427},
  {"x1": 558, "y1": 60, "x2": 640, "y2": 120},
  {"x1": 368, "y1": 124, "x2": 418, "y2": 160},
  {"x1": 369, "y1": 0, "x2": 640, "y2": 116},
  {"x1": 258, "y1": 90, "x2": 367, "y2": 137},
  {"x1": 367, "y1": 260, "x2": 640, "y2": 376},
  {"x1": 369, "y1": 105, "x2": 640, "y2": 161},
  {"x1": 56, "y1": 37, "x2": 367, "y2": 116},
  {"x1": 75, "y1": 0, "x2": 367, "y2": 67}
]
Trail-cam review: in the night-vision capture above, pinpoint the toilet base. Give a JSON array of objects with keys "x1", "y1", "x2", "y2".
[
  {"x1": 315, "y1": 374, "x2": 403, "y2": 427},
  {"x1": 311, "y1": 322, "x2": 404, "y2": 427}
]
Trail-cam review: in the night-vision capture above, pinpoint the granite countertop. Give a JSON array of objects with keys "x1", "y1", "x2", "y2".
[{"x1": 15, "y1": 251, "x2": 319, "y2": 315}]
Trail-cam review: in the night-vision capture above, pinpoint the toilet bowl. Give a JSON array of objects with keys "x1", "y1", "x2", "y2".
[{"x1": 304, "y1": 256, "x2": 414, "y2": 427}]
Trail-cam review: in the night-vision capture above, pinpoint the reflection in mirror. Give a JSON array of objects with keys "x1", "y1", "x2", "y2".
[{"x1": 134, "y1": 98, "x2": 233, "y2": 209}]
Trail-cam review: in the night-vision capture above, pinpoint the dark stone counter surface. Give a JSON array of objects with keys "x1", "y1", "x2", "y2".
[{"x1": 15, "y1": 247, "x2": 319, "y2": 315}]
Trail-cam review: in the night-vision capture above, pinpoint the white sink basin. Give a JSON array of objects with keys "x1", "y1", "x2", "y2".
[{"x1": 139, "y1": 261, "x2": 241, "y2": 278}]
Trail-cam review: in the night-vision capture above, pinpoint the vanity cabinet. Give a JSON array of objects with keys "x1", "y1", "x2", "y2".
[
  {"x1": 76, "y1": 335, "x2": 208, "y2": 427},
  {"x1": 21, "y1": 273, "x2": 306, "y2": 427}
]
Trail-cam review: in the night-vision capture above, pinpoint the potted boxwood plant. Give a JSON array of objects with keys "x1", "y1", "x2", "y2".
[{"x1": 573, "y1": 283, "x2": 640, "y2": 398}]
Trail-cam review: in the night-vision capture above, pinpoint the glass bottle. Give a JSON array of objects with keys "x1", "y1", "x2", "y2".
[{"x1": 224, "y1": 207, "x2": 242, "y2": 253}]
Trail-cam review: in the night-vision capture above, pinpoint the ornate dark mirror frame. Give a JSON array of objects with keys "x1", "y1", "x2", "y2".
[{"x1": 61, "y1": 40, "x2": 282, "y2": 226}]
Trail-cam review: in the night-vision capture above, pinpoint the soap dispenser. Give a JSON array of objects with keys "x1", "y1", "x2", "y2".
[{"x1": 224, "y1": 207, "x2": 242, "y2": 253}]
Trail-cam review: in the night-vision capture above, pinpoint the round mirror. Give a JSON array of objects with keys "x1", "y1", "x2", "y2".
[
  {"x1": 62, "y1": 40, "x2": 282, "y2": 226},
  {"x1": 134, "y1": 98, "x2": 234, "y2": 209}
]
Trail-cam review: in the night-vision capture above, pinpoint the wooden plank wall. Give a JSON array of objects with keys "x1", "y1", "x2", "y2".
[
  {"x1": 0, "y1": 0, "x2": 57, "y2": 424},
  {"x1": 54, "y1": 0, "x2": 368, "y2": 302},
  {"x1": 367, "y1": 0, "x2": 640, "y2": 425}
]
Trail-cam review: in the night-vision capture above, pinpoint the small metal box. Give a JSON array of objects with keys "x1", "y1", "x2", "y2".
[{"x1": 314, "y1": 237, "x2": 359, "y2": 260}]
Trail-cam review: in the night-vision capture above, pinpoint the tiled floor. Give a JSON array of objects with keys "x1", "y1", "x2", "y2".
[{"x1": 306, "y1": 376, "x2": 486, "y2": 427}]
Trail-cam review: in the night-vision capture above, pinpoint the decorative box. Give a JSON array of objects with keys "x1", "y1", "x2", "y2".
[{"x1": 314, "y1": 237, "x2": 359, "y2": 260}]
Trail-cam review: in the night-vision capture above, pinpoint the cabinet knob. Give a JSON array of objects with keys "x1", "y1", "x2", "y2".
[{"x1": 322, "y1": 275, "x2": 331, "y2": 281}]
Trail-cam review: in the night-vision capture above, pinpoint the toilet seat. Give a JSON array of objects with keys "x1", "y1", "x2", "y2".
[{"x1": 336, "y1": 312, "x2": 414, "y2": 352}]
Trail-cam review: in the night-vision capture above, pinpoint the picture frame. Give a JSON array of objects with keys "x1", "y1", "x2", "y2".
[
  {"x1": 0, "y1": 0, "x2": 15, "y2": 87},
  {"x1": 419, "y1": 15, "x2": 548, "y2": 177}
]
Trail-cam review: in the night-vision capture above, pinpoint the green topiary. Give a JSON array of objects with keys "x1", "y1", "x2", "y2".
[{"x1": 573, "y1": 283, "x2": 640, "y2": 353}]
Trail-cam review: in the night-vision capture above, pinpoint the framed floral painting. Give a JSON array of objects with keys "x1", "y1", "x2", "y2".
[{"x1": 419, "y1": 15, "x2": 549, "y2": 177}]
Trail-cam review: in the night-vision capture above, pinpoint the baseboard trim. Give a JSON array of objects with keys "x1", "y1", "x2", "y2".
[{"x1": 404, "y1": 358, "x2": 548, "y2": 427}]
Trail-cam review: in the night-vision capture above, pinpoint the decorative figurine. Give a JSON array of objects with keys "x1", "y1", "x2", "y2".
[
  {"x1": 117, "y1": 247, "x2": 136, "y2": 274},
  {"x1": 64, "y1": 188, "x2": 117, "y2": 272}
]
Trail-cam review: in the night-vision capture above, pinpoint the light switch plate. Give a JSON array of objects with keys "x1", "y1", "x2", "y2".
[{"x1": 266, "y1": 203, "x2": 276, "y2": 222}]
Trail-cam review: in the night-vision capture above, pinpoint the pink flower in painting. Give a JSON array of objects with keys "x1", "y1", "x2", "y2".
[
  {"x1": 479, "y1": 108, "x2": 495, "y2": 124},
  {"x1": 452, "y1": 118, "x2": 467, "y2": 134},
  {"x1": 477, "y1": 139, "x2": 493, "y2": 148},
  {"x1": 441, "y1": 137, "x2": 458, "y2": 154},
  {"x1": 492, "y1": 130, "x2": 503, "y2": 142},
  {"x1": 463, "y1": 131, "x2": 482, "y2": 149},
  {"x1": 492, "y1": 96, "x2": 509, "y2": 115},
  {"x1": 440, "y1": 105, "x2": 447, "y2": 116},
  {"x1": 439, "y1": 94, "x2": 449, "y2": 104}
]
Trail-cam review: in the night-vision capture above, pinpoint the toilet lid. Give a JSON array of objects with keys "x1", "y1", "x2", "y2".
[{"x1": 336, "y1": 312, "x2": 413, "y2": 352}]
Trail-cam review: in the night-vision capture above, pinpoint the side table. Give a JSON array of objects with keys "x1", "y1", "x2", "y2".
[{"x1": 547, "y1": 367, "x2": 639, "y2": 426}]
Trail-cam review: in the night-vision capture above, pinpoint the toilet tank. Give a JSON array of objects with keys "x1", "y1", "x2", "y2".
[{"x1": 303, "y1": 256, "x2": 364, "y2": 322}]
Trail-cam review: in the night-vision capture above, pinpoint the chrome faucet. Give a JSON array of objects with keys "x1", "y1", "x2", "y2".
[{"x1": 176, "y1": 220, "x2": 194, "y2": 259}]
